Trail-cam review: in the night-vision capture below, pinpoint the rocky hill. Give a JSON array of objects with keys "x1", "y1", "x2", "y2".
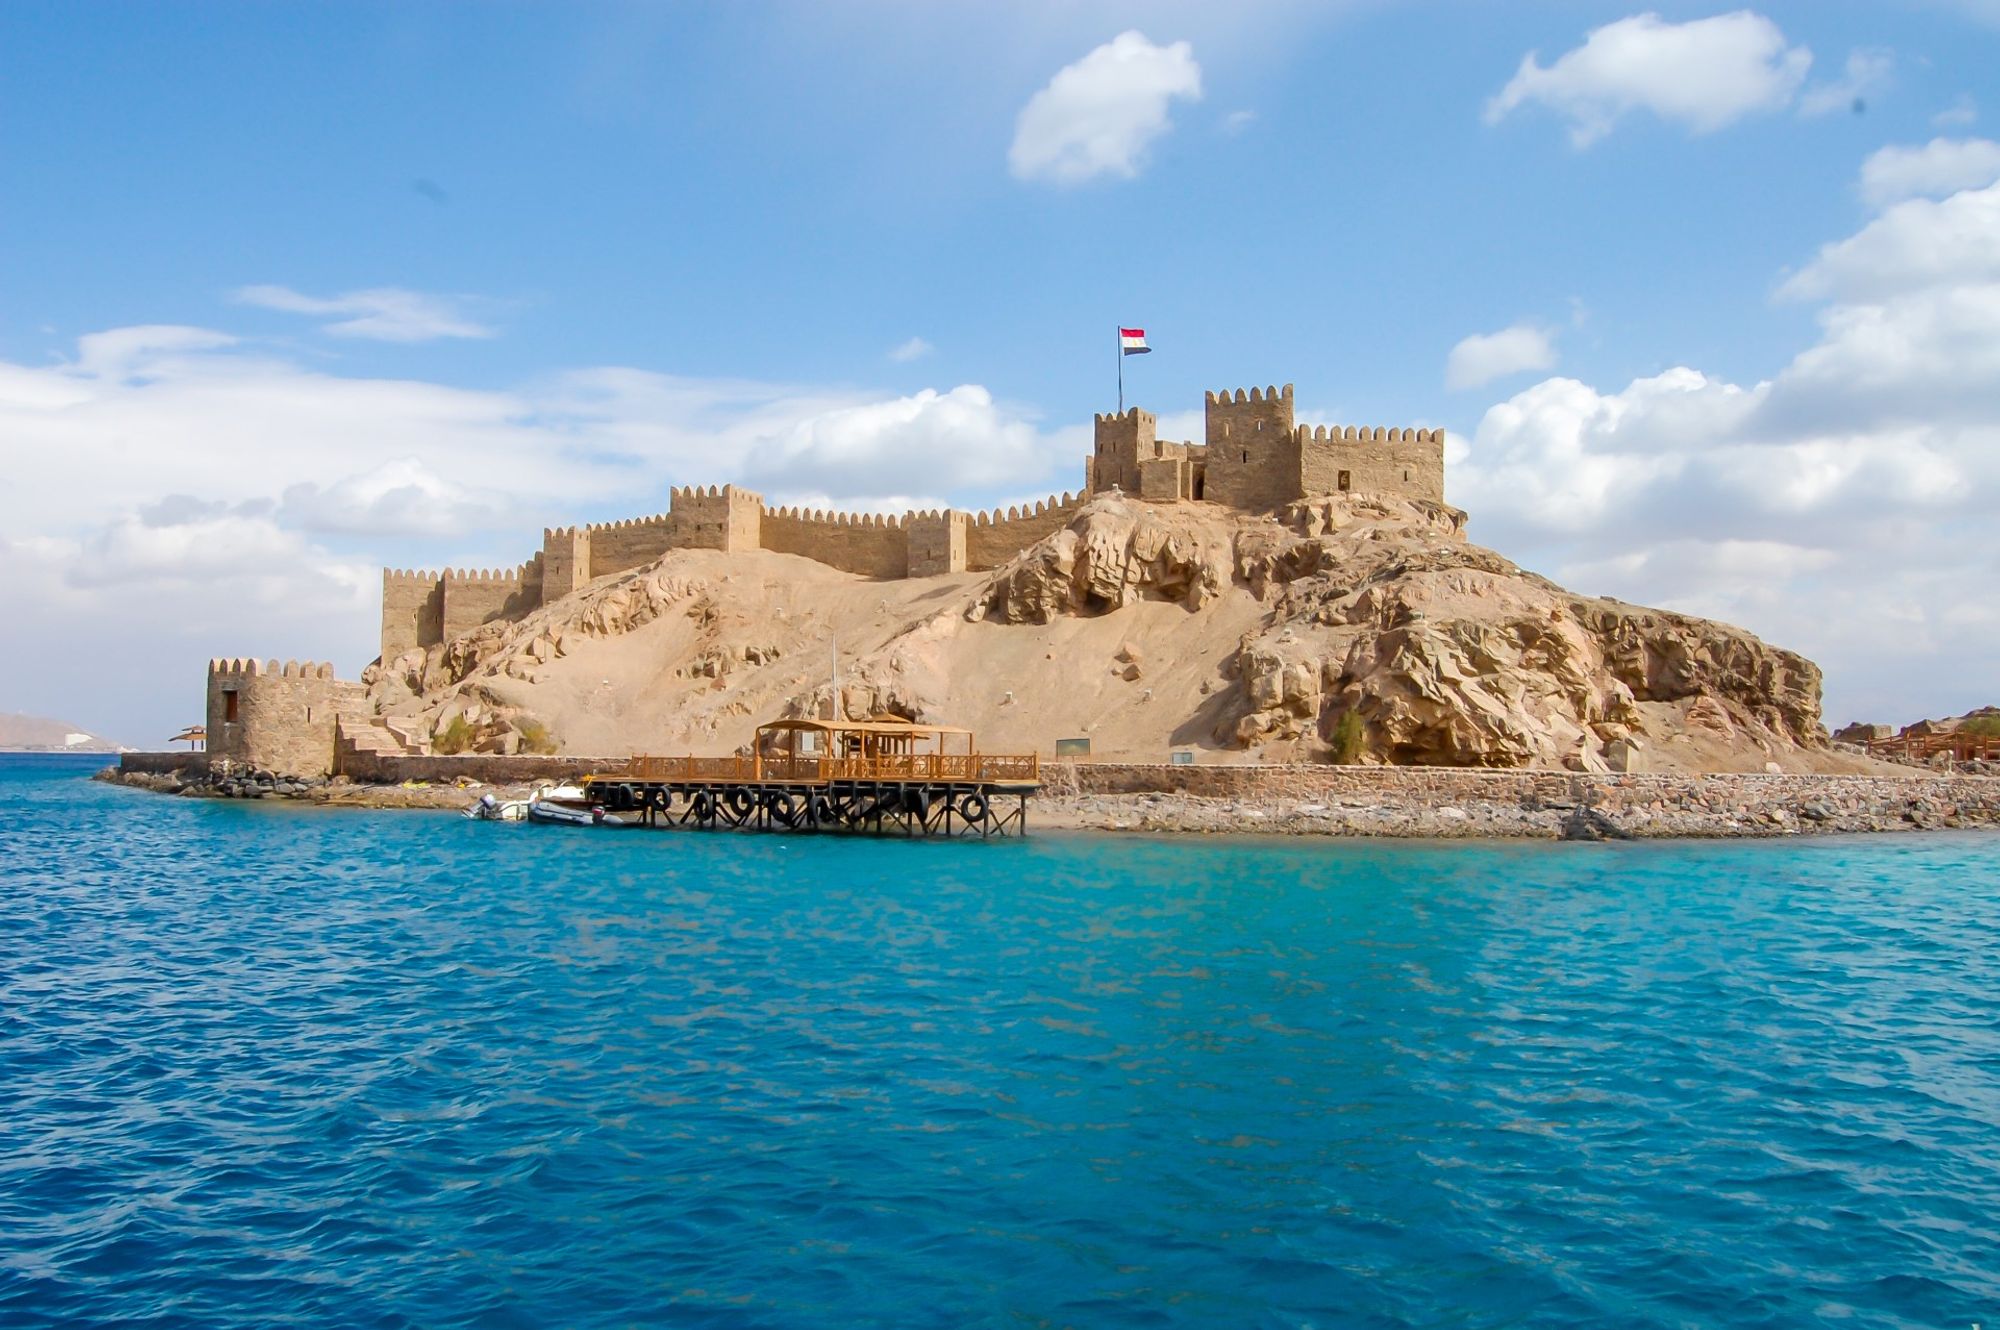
[
  {"x1": 0, "y1": 712, "x2": 121, "y2": 752},
  {"x1": 362, "y1": 492, "x2": 1869, "y2": 774}
]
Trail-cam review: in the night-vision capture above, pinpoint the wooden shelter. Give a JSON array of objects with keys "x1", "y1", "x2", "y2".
[{"x1": 590, "y1": 716, "x2": 1038, "y2": 836}]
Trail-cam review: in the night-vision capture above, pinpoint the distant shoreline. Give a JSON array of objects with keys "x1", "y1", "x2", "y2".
[{"x1": 4, "y1": 746, "x2": 122, "y2": 755}]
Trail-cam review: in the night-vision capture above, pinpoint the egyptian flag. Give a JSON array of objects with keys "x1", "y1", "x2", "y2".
[{"x1": 1120, "y1": 327, "x2": 1151, "y2": 355}]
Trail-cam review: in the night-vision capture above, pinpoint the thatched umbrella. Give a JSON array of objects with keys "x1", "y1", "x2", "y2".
[{"x1": 170, "y1": 725, "x2": 206, "y2": 751}]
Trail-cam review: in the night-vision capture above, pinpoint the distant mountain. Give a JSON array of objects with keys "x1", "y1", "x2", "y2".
[{"x1": 0, "y1": 712, "x2": 123, "y2": 752}]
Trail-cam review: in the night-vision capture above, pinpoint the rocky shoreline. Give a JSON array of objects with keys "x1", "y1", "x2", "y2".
[{"x1": 100, "y1": 765, "x2": 2000, "y2": 839}]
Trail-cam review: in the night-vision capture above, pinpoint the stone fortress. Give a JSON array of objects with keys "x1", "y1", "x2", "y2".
[
  {"x1": 377, "y1": 383, "x2": 1446, "y2": 664},
  {"x1": 194, "y1": 382, "x2": 1442, "y2": 780}
]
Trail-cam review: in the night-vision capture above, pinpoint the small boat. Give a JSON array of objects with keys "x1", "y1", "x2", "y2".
[
  {"x1": 465, "y1": 783, "x2": 601, "y2": 823},
  {"x1": 464, "y1": 792, "x2": 530, "y2": 821},
  {"x1": 526, "y1": 796, "x2": 627, "y2": 827}
]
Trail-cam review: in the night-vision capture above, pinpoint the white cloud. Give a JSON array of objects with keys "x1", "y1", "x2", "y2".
[
  {"x1": 741, "y1": 385, "x2": 1057, "y2": 501},
  {"x1": 1009, "y1": 31, "x2": 1202, "y2": 184},
  {"x1": 1933, "y1": 94, "x2": 1978, "y2": 128},
  {"x1": 232, "y1": 285, "x2": 497, "y2": 341},
  {"x1": 1858, "y1": 137, "x2": 2000, "y2": 208},
  {"x1": 1779, "y1": 179, "x2": 2000, "y2": 302},
  {"x1": 276, "y1": 459, "x2": 514, "y2": 537},
  {"x1": 1445, "y1": 323, "x2": 1559, "y2": 391},
  {"x1": 1485, "y1": 11, "x2": 1812, "y2": 147},
  {"x1": 1798, "y1": 48, "x2": 1893, "y2": 118},
  {"x1": 1937, "y1": 0, "x2": 2000, "y2": 26},
  {"x1": 72, "y1": 325, "x2": 239, "y2": 380},
  {"x1": 888, "y1": 336, "x2": 934, "y2": 363},
  {"x1": 68, "y1": 509, "x2": 372, "y2": 596},
  {"x1": 1222, "y1": 110, "x2": 1257, "y2": 135},
  {"x1": 1456, "y1": 173, "x2": 2000, "y2": 725}
]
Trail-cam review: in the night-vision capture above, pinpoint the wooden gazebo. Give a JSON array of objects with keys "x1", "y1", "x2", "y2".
[{"x1": 593, "y1": 715, "x2": 1038, "y2": 836}]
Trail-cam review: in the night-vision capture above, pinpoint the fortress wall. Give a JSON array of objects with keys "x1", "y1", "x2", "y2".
[
  {"x1": 373, "y1": 379, "x2": 1447, "y2": 653},
  {"x1": 1138, "y1": 457, "x2": 1188, "y2": 502},
  {"x1": 760, "y1": 507, "x2": 909, "y2": 579},
  {"x1": 670, "y1": 485, "x2": 763, "y2": 553},
  {"x1": 1298, "y1": 426, "x2": 1446, "y2": 504},
  {"x1": 542, "y1": 526, "x2": 593, "y2": 600},
  {"x1": 205, "y1": 658, "x2": 361, "y2": 778},
  {"x1": 586, "y1": 513, "x2": 677, "y2": 579},
  {"x1": 967, "y1": 492, "x2": 1084, "y2": 571},
  {"x1": 441, "y1": 565, "x2": 540, "y2": 641},
  {"x1": 1203, "y1": 385, "x2": 1301, "y2": 510},
  {"x1": 906, "y1": 510, "x2": 969, "y2": 577},
  {"x1": 1089, "y1": 408, "x2": 1156, "y2": 495},
  {"x1": 380, "y1": 570, "x2": 444, "y2": 662}
]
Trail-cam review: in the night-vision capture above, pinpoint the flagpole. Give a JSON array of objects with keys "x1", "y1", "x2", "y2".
[{"x1": 1116, "y1": 325, "x2": 1123, "y2": 414}]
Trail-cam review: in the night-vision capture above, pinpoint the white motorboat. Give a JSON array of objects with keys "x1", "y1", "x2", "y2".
[
  {"x1": 526, "y1": 796, "x2": 627, "y2": 827},
  {"x1": 465, "y1": 783, "x2": 598, "y2": 823},
  {"x1": 463, "y1": 791, "x2": 530, "y2": 820}
]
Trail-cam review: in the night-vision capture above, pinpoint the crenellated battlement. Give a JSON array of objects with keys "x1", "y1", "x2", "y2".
[
  {"x1": 208, "y1": 657, "x2": 339, "y2": 680},
  {"x1": 1092, "y1": 407, "x2": 1155, "y2": 427},
  {"x1": 1203, "y1": 384, "x2": 1294, "y2": 406},
  {"x1": 667, "y1": 483, "x2": 762, "y2": 504},
  {"x1": 765, "y1": 506, "x2": 905, "y2": 529},
  {"x1": 969, "y1": 493, "x2": 1079, "y2": 526},
  {"x1": 587, "y1": 513, "x2": 670, "y2": 533},
  {"x1": 1298, "y1": 425, "x2": 1443, "y2": 445},
  {"x1": 383, "y1": 568, "x2": 442, "y2": 587}
]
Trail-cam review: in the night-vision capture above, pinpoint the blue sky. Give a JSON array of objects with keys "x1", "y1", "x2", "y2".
[{"x1": 3, "y1": 1, "x2": 1997, "y2": 740}]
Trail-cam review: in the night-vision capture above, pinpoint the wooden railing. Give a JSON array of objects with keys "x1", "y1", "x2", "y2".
[
  {"x1": 617, "y1": 752, "x2": 1041, "y2": 784},
  {"x1": 624, "y1": 755, "x2": 754, "y2": 781}
]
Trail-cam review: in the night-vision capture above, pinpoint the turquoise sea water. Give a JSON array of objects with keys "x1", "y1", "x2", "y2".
[{"x1": 2, "y1": 755, "x2": 1997, "y2": 1328}]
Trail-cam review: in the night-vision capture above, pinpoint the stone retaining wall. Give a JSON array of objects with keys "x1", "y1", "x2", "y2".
[
  {"x1": 119, "y1": 752, "x2": 210, "y2": 777},
  {"x1": 1066, "y1": 762, "x2": 2000, "y2": 812},
  {"x1": 333, "y1": 752, "x2": 620, "y2": 785}
]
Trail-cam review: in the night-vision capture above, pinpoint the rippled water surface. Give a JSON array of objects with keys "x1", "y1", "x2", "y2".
[{"x1": 3, "y1": 756, "x2": 1998, "y2": 1328}]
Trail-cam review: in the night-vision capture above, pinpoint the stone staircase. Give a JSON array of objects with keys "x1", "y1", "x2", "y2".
[{"x1": 334, "y1": 699, "x2": 429, "y2": 773}]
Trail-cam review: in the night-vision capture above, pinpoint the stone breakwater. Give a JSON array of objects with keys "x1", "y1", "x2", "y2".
[
  {"x1": 105, "y1": 766, "x2": 486, "y2": 811},
  {"x1": 103, "y1": 752, "x2": 604, "y2": 811},
  {"x1": 1038, "y1": 763, "x2": 2000, "y2": 839},
  {"x1": 104, "y1": 755, "x2": 2000, "y2": 838}
]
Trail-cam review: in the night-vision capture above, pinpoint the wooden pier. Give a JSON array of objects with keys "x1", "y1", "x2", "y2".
[{"x1": 579, "y1": 719, "x2": 1040, "y2": 837}]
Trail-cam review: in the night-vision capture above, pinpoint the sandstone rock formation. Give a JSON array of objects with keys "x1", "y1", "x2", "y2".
[{"x1": 360, "y1": 492, "x2": 1859, "y2": 774}]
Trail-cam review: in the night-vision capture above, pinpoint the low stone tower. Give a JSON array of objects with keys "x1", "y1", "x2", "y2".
[{"x1": 206, "y1": 658, "x2": 363, "y2": 778}]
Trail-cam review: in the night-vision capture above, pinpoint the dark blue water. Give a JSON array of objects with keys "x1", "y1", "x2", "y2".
[{"x1": 3, "y1": 755, "x2": 1997, "y2": 1328}]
